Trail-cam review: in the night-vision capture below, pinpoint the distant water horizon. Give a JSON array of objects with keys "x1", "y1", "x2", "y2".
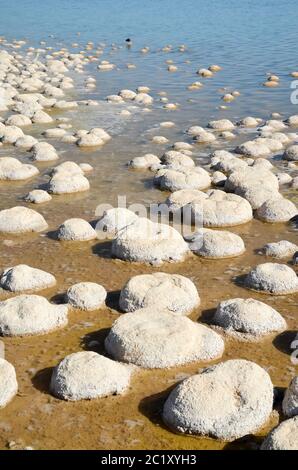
[
  {"x1": 1, "y1": 0, "x2": 298, "y2": 118},
  {"x1": 1, "y1": 0, "x2": 298, "y2": 58}
]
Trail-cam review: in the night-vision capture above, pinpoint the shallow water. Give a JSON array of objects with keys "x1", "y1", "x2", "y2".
[{"x1": 0, "y1": 0, "x2": 297, "y2": 451}]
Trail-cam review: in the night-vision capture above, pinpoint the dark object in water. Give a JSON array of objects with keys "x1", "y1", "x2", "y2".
[{"x1": 126, "y1": 38, "x2": 132, "y2": 46}]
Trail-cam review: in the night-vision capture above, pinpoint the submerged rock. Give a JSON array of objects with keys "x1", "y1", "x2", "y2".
[
  {"x1": 165, "y1": 189, "x2": 207, "y2": 212},
  {"x1": 257, "y1": 198, "x2": 297, "y2": 223},
  {"x1": 191, "y1": 190, "x2": 253, "y2": 227},
  {"x1": 163, "y1": 359, "x2": 273, "y2": 440},
  {"x1": 14, "y1": 135, "x2": 38, "y2": 149},
  {"x1": 0, "y1": 358, "x2": 18, "y2": 408},
  {"x1": 50, "y1": 351, "x2": 133, "y2": 401},
  {"x1": 105, "y1": 309, "x2": 224, "y2": 368},
  {"x1": 155, "y1": 167, "x2": 211, "y2": 192},
  {"x1": 119, "y1": 272, "x2": 200, "y2": 315},
  {"x1": 0, "y1": 264, "x2": 56, "y2": 292},
  {"x1": 0, "y1": 206, "x2": 48, "y2": 233},
  {"x1": 193, "y1": 130, "x2": 216, "y2": 143},
  {"x1": 262, "y1": 240, "x2": 298, "y2": 258},
  {"x1": 96, "y1": 208, "x2": 138, "y2": 239},
  {"x1": 112, "y1": 217, "x2": 190, "y2": 265},
  {"x1": 24, "y1": 190, "x2": 52, "y2": 204},
  {"x1": 235, "y1": 140, "x2": 271, "y2": 158},
  {"x1": 208, "y1": 119, "x2": 234, "y2": 131},
  {"x1": 187, "y1": 228, "x2": 245, "y2": 258},
  {"x1": 283, "y1": 145, "x2": 298, "y2": 161},
  {"x1": 261, "y1": 417, "x2": 298, "y2": 450},
  {"x1": 5, "y1": 114, "x2": 32, "y2": 127},
  {"x1": 0, "y1": 157, "x2": 38, "y2": 180},
  {"x1": 160, "y1": 151, "x2": 195, "y2": 170},
  {"x1": 31, "y1": 142, "x2": 58, "y2": 162},
  {"x1": 283, "y1": 377, "x2": 298, "y2": 418},
  {"x1": 210, "y1": 151, "x2": 248, "y2": 174},
  {"x1": 47, "y1": 173, "x2": 90, "y2": 194},
  {"x1": 56, "y1": 218, "x2": 97, "y2": 241},
  {"x1": 0, "y1": 125, "x2": 24, "y2": 144},
  {"x1": 66, "y1": 282, "x2": 107, "y2": 311},
  {"x1": 212, "y1": 298, "x2": 286, "y2": 337},
  {"x1": 238, "y1": 116, "x2": 261, "y2": 127},
  {"x1": 244, "y1": 263, "x2": 298, "y2": 294},
  {"x1": 128, "y1": 154, "x2": 160, "y2": 169},
  {"x1": 225, "y1": 168, "x2": 280, "y2": 209},
  {"x1": 0, "y1": 295, "x2": 68, "y2": 336}
]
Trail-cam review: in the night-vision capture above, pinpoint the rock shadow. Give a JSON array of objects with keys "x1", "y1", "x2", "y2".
[
  {"x1": 37, "y1": 182, "x2": 50, "y2": 191},
  {"x1": 273, "y1": 330, "x2": 298, "y2": 355},
  {"x1": 81, "y1": 327, "x2": 110, "y2": 355},
  {"x1": 233, "y1": 274, "x2": 248, "y2": 289},
  {"x1": 46, "y1": 229, "x2": 58, "y2": 240},
  {"x1": 223, "y1": 434, "x2": 263, "y2": 450},
  {"x1": 138, "y1": 385, "x2": 177, "y2": 431},
  {"x1": 141, "y1": 177, "x2": 155, "y2": 190},
  {"x1": 198, "y1": 308, "x2": 216, "y2": 325},
  {"x1": 50, "y1": 293, "x2": 67, "y2": 304},
  {"x1": 32, "y1": 367, "x2": 53, "y2": 394},
  {"x1": 91, "y1": 241, "x2": 113, "y2": 259},
  {"x1": 106, "y1": 290, "x2": 121, "y2": 310}
]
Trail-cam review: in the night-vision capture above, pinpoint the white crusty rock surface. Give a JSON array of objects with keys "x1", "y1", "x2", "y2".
[
  {"x1": 24, "y1": 190, "x2": 52, "y2": 204},
  {"x1": 0, "y1": 264, "x2": 56, "y2": 292},
  {"x1": 0, "y1": 206, "x2": 48, "y2": 233},
  {"x1": 210, "y1": 151, "x2": 248, "y2": 174},
  {"x1": 14, "y1": 135, "x2": 38, "y2": 149},
  {"x1": 160, "y1": 151, "x2": 195, "y2": 170},
  {"x1": 235, "y1": 140, "x2": 271, "y2": 158},
  {"x1": 244, "y1": 263, "x2": 298, "y2": 294},
  {"x1": 47, "y1": 173, "x2": 90, "y2": 194},
  {"x1": 238, "y1": 117, "x2": 261, "y2": 127},
  {"x1": 50, "y1": 351, "x2": 133, "y2": 401},
  {"x1": 112, "y1": 218, "x2": 190, "y2": 265},
  {"x1": 0, "y1": 125, "x2": 24, "y2": 144},
  {"x1": 191, "y1": 190, "x2": 253, "y2": 227},
  {"x1": 261, "y1": 417, "x2": 298, "y2": 450},
  {"x1": 208, "y1": 119, "x2": 235, "y2": 131},
  {"x1": 128, "y1": 154, "x2": 160, "y2": 169},
  {"x1": 0, "y1": 157, "x2": 39, "y2": 180},
  {"x1": 119, "y1": 272, "x2": 200, "y2": 315},
  {"x1": 56, "y1": 218, "x2": 97, "y2": 241},
  {"x1": 256, "y1": 198, "x2": 297, "y2": 223},
  {"x1": 212, "y1": 298, "x2": 286, "y2": 337},
  {"x1": 163, "y1": 359, "x2": 273, "y2": 440},
  {"x1": 66, "y1": 282, "x2": 107, "y2": 311},
  {"x1": 0, "y1": 295, "x2": 68, "y2": 336},
  {"x1": 96, "y1": 208, "x2": 138, "y2": 239},
  {"x1": 155, "y1": 167, "x2": 211, "y2": 192},
  {"x1": 187, "y1": 228, "x2": 245, "y2": 258},
  {"x1": 165, "y1": 189, "x2": 207, "y2": 213},
  {"x1": 31, "y1": 142, "x2": 58, "y2": 162},
  {"x1": 283, "y1": 145, "x2": 298, "y2": 161},
  {"x1": 0, "y1": 358, "x2": 18, "y2": 408},
  {"x1": 225, "y1": 168, "x2": 280, "y2": 209},
  {"x1": 105, "y1": 309, "x2": 224, "y2": 368},
  {"x1": 262, "y1": 240, "x2": 298, "y2": 258}
]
